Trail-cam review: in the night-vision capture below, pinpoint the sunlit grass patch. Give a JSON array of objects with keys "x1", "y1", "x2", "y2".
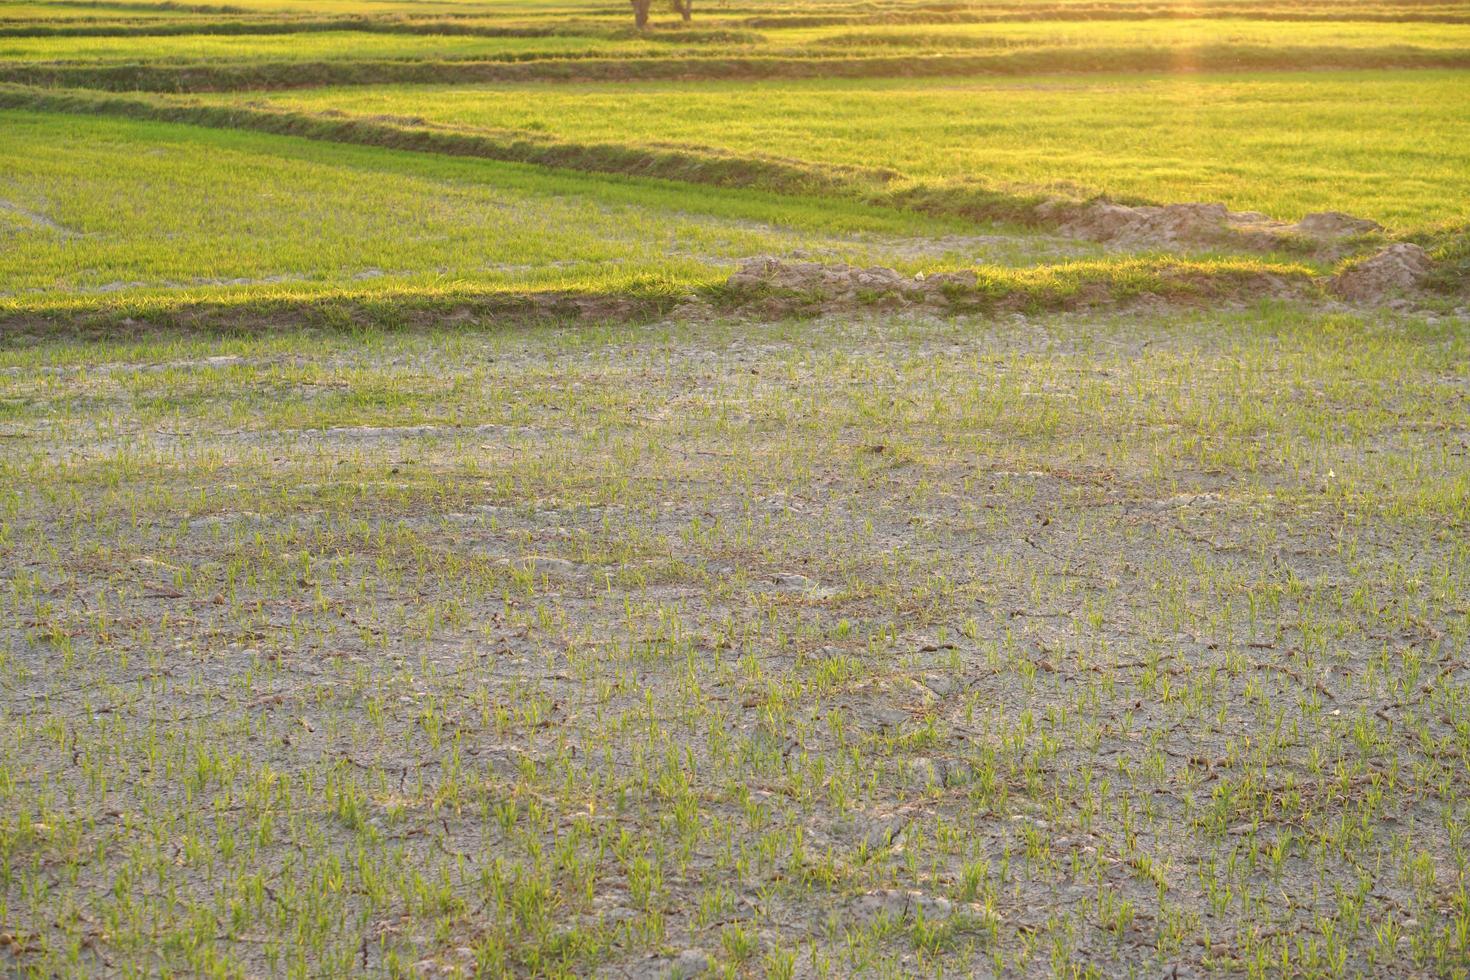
[
  {"x1": 0, "y1": 108, "x2": 1012, "y2": 306},
  {"x1": 213, "y1": 70, "x2": 1470, "y2": 229}
]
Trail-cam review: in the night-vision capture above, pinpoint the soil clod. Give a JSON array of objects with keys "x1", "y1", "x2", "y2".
[
  {"x1": 1328, "y1": 242, "x2": 1435, "y2": 301},
  {"x1": 1038, "y1": 199, "x2": 1383, "y2": 253}
]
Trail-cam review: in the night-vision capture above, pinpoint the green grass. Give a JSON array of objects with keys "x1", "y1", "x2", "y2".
[
  {"x1": 0, "y1": 103, "x2": 1349, "y2": 321},
  {"x1": 0, "y1": 109, "x2": 1054, "y2": 309},
  {"x1": 211, "y1": 70, "x2": 1470, "y2": 230},
  {"x1": 10, "y1": 42, "x2": 1470, "y2": 94},
  {"x1": 785, "y1": 17, "x2": 1470, "y2": 49},
  {"x1": 6, "y1": 16, "x2": 1468, "y2": 59},
  {"x1": 0, "y1": 29, "x2": 656, "y2": 62}
]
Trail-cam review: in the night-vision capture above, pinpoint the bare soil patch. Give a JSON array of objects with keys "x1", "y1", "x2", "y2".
[
  {"x1": 1039, "y1": 199, "x2": 1383, "y2": 254},
  {"x1": 4, "y1": 308, "x2": 1467, "y2": 976},
  {"x1": 1329, "y1": 242, "x2": 1435, "y2": 302}
]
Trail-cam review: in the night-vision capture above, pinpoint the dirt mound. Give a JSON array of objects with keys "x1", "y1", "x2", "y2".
[
  {"x1": 714, "y1": 257, "x2": 1310, "y2": 317},
  {"x1": 1037, "y1": 200, "x2": 1382, "y2": 253},
  {"x1": 721, "y1": 258, "x2": 978, "y2": 315},
  {"x1": 1294, "y1": 211, "x2": 1382, "y2": 238},
  {"x1": 1328, "y1": 243, "x2": 1435, "y2": 302}
]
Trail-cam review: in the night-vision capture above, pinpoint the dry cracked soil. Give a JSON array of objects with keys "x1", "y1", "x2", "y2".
[{"x1": 2, "y1": 304, "x2": 1469, "y2": 977}]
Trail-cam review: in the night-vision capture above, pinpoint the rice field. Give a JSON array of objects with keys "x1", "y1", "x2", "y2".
[
  {"x1": 1, "y1": 0, "x2": 1467, "y2": 977},
  {"x1": 205, "y1": 70, "x2": 1470, "y2": 229},
  {"x1": 5, "y1": 110, "x2": 1041, "y2": 310}
]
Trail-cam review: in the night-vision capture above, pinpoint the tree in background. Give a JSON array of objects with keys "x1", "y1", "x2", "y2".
[{"x1": 630, "y1": 0, "x2": 690, "y2": 27}]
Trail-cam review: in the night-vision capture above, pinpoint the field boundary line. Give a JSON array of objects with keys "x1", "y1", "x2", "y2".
[
  {"x1": 0, "y1": 255, "x2": 1330, "y2": 338},
  {"x1": 3, "y1": 45, "x2": 1470, "y2": 91}
]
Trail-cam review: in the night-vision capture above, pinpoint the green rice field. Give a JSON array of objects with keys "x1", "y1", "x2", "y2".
[{"x1": 209, "y1": 71, "x2": 1470, "y2": 229}]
